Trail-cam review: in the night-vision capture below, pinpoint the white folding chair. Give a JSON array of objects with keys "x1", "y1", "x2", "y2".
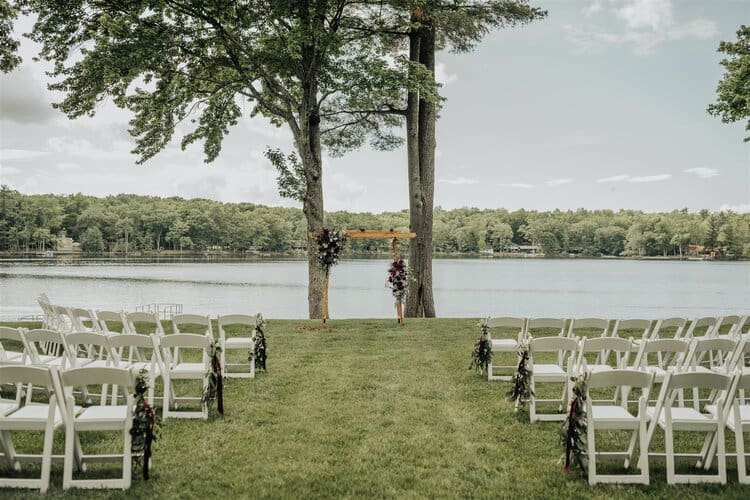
[
  {"x1": 124, "y1": 312, "x2": 165, "y2": 336},
  {"x1": 683, "y1": 338, "x2": 737, "y2": 407},
  {"x1": 37, "y1": 293, "x2": 57, "y2": 331},
  {"x1": 96, "y1": 311, "x2": 127, "y2": 335},
  {"x1": 0, "y1": 327, "x2": 28, "y2": 365},
  {"x1": 108, "y1": 334, "x2": 162, "y2": 405},
  {"x1": 567, "y1": 318, "x2": 610, "y2": 339},
  {"x1": 217, "y1": 314, "x2": 258, "y2": 379},
  {"x1": 0, "y1": 365, "x2": 68, "y2": 493},
  {"x1": 631, "y1": 338, "x2": 692, "y2": 385},
  {"x1": 65, "y1": 332, "x2": 117, "y2": 404},
  {"x1": 51, "y1": 305, "x2": 76, "y2": 333},
  {"x1": 528, "y1": 336, "x2": 579, "y2": 422},
  {"x1": 61, "y1": 367, "x2": 134, "y2": 490},
  {"x1": 155, "y1": 333, "x2": 210, "y2": 420},
  {"x1": 611, "y1": 319, "x2": 652, "y2": 354},
  {"x1": 172, "y1": 314, "x2": 213, "y2": 337},
  {"x1": 22, "y1": 328, "x2": 69, "y2": 369},
  {"x1": 586, "y1": 369, "x2": 655, "y2": 484},
  {"x1": 644, "y1": 371, "x2": 732, "y2": 484},
  {"x1": 526, "y1": 318, "x2": 567, "y2": 366}
]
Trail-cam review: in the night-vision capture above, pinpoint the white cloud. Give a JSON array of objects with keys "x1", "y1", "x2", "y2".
[
  {"x1": 563, "y1": 0, "x2": 718, "y2": 55},
  {"x1": 546, "y1": 178, "x2": 573, "y2": 186},
  {"x1": 435, "y1": 62, "x2": 458, "y2": 86},
  {"x1": 497, "y1": 183, "x2": 534, "y2": 189},
  {"x1": 597, "y1": 174, "x2": 630, "y2": 183},
  {"x1": 438, "y1": 177, "x2": 479, "y2": 185},
  {"x1": 684, "y1": 167, "x2": 719, "y2": 178},
  {"x1": 0, "y1": 148, "x2": 50, "y2": 161},
  {"x1": 629, "y1": 174, "x2": 672, "y2": 183},
  {"x1": 719, "y1": 203, "x2": 750, "y2": 213},
  {"x1": 582, "y1": 1, "x2": 603, "y2": 17}
]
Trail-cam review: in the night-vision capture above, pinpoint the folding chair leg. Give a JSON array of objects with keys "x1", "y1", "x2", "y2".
[
  {"x1": 0, "y1": 430, "x2": 18, "y2": 469},
  {"x1": 639, "y1": 418, "x2": 649, "y2": 484},
  {"x1": 665, "y1": 426, "x2": 676, "y2": 484},
  {"x1": 699, "y1": 431, "x2": 715, "y2": 469},
  {"x1": 738, "y1": 425, "x2": 748, "y2": 484},
  {"x1": 624, "y1": 430, "x2": 638, "y2": 469},
  {"x1": 122, "y1": 422, "x2": 132, "y2": 490},
  {"x1": 587, "y1": 418, "x2": 598, "y2": 484},
  {"x1": 63, "y1": 422, "x2": 74, "y2": 489},
  {"x1": 40, "y1": 418, "x2": 55, "y2": 493}
]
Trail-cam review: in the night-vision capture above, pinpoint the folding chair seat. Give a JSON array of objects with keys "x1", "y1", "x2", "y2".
[
  {"x1": 217, "y1": 314, "x2": 259, "y2": 379},
  {"x1": 567, "y1": 318, "x2": 609, "y2": 339},
  {"x1": 61, "y1": 367, "x2": 134, "y2": 490},
  {"x1": 643, "y1": 371, "x2": 732, "y2": 484},
  {"x1": 155, "y1": 333, "x2": 210, "y2": 420},
  {"x1": 576, "y1": 336, "x2": 632, "y2": 375},
  {"x1": 528, "y1": 336, "x2": 579, "y2": 422},
  {"x1": 108, "y1": 334, "x2": 162, "y2": 405},
  {"x1": 586, "y1": 369, "x2": 655, "y2": 484},
  {"x1": 123, "y1": 312, "x2": 165, "y2": 336},
  {"x1": 649, "y1": 317, "x2": 687, "y2": 341},
  {"x1": 0, "y1": 365, "x2": 69, "y2": 493},
  {"x1": 0, "y1": 327, "x2": 28, "y2": 365},
  {"x1": 96, "y1": 311, "x2": 127, "y2": 335}
]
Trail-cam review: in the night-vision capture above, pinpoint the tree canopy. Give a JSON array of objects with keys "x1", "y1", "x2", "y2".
[{"x1": 708, "y1": 25, "x2": 750, "y2": 141}]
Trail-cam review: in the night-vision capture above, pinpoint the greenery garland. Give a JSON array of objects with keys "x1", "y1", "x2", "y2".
[
  {"x1": 386, "y1": 258, "x2": 408, "y2": 300},
  {"x1": 507, "y1": 340, "x2": 533, "y2": 411},
  {"x1": 202, "y1": 339, "x2": 224, "y2": 415},
  {"x1": 560, "y1": 372, "x2": 589, "y2": 474},
  {"x1": 250, "y1": 313, "x2": 267, "y2": 372},
  {"x1": 316, "y1": 228, "x2": 346, "y2": 271},
  {"x1": 131, "y1": 369, "x2": 160, "y2": 480},
  {"x1": 469, "y1": 318, "x2": 493, "y2": 374}
]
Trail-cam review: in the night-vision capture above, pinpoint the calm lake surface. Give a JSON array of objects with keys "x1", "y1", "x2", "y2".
[{"x1": 0, "y1": 258, "x2": 747, "y2": 319}]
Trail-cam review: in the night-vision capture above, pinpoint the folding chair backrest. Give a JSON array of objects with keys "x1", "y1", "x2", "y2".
[
  {"x1": 172, "y1": 314, "x2": 213, "y2": 337},
  {"x1": 158, "y1": 333, "x2": 210, "y2": 350},
  {"x1": 97, "y1": 310, "x2": 126, "y2": 334},
  {"x1": 62, "y1": 366, "x2": 133, "y2": 391},
  {"x1": 124, "y1": 312, "x2": 164, "y2": 335},
  {"x1": 568, "y1": 318, "x2": 609, "y2": 338},
  {"x1": 530, "y1": 336, "x2": 578, "y2": 354},
  {"x1": 688, "y1": 338, "x2": 738, "y2": 372},
  {"x1": 526, "y1": 318, "x2": 566, "y2": 338},
  {"x1": 588, "y1": 368, "x2": 654, "y2": 391},
  {"x1": 665, "y1": 371, "x2": 732, "y2": 392},
  {"x1": 487, "y1": 317, "x2": 526, "y2": 329},
  {"x1": 0, "y1": 326, "x2": 28, "y2": 360},
  {"x1": 685, "y1": 316, "x2": 718, "y2": 339},
  {"x1": 23, "y1": 328, "x2": 68, "y2": 361},
  {"x1": 0, "y1": 364, "x2": 66, "y2": 410},
  {"x1": 651, "y1": 317, "x2": 687, "y2": 340},
  {"x1": 611, "y1": 319, "x2": 652, "y2": 340},
  {"x1": 65, "y1": 332, "x2": 113, "y2": 365},
  {"x1": 714, "y1": 315, "x2": 746, "y2": 338},
  {"x1": 217, "y1": 314, "x2": 256, "y2": 339},
  {"x1": 68, "y1": 307, "x2": 102, "y2": 334}
]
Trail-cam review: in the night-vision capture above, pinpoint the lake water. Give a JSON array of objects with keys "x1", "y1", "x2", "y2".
[{"x1": 0, "y1": 258, "x2": 747, "y2": 320}]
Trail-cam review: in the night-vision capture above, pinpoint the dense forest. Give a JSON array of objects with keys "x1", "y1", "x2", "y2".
[{"x1": 1, "y1": 186, "x2": 748, "y2": 258}]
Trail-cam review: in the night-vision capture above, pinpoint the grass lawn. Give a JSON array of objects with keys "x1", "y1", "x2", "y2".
[{"x1": 0, "y1": 318, "x2": 748, "y2": 498}]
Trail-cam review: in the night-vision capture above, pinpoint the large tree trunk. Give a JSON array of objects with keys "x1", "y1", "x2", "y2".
[
  {"x1": 405, "y1": 18, "x2": 436, "y2": 318},
  {"x1": 298, "y1": 0, "x2": 326, "y2": 319}
]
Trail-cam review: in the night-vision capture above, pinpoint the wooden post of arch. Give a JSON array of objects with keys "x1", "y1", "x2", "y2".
[{"x1": 343, "y1": 229, "x2": 416, "y2": 324}]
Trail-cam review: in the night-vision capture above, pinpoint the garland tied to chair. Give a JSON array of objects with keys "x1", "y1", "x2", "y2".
[
  {"x1": 250, "y1": 313, "x2": 267, "y2": 371},
  {"x1": 560, "y1": 372, "x2": 588, "y2": 474},
  {"x1": 469, "y1": 318, "x2": 493, "y2": 374},
  {"x1": 131, "y1": 369, "x2": 160, "y2": 480},
  {"x1": 507, "y1": 340, "x2": 533, "y2": 411},
  {"x1": 202, "y1": 340, "x2": 224, "y2": 415}
]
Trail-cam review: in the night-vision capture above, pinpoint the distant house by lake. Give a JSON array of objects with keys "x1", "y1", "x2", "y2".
[
  {"x1": 55, "y1": 236, "x2": 80, "y2": 253},
  {"x1": 504, "y1": 243, "x2": 539, "y2": 254}
]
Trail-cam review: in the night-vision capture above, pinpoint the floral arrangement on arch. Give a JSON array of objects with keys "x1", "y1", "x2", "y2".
[
  {"x1": 386, "y1": 258, "x2": 408, "y2": 300},
  {"x1": 316, "y1": 228, "x2": 346, "y2": 271}
]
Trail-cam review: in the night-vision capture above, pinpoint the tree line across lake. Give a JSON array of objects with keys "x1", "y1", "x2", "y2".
[{"x1": 1, "y1": 186, "x2": 748, "y2": 259}]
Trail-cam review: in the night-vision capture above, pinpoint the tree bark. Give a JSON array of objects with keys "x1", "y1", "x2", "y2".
[{"x1": 405, "y1": 17, "x2": 436, "y2": 318}]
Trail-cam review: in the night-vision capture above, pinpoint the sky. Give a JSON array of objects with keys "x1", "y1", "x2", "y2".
[{"x1": 1, "y1": 0, "x2": 748, "y2": 214}]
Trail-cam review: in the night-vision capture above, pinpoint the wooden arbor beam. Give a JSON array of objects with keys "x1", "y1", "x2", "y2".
[{"x1": 342, "y1": 229, "x2": 416, "y2": 260}]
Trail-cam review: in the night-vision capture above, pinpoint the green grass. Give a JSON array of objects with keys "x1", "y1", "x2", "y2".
[{"x1": 0, "y1": 319, "x2": 748, "y2": 498}]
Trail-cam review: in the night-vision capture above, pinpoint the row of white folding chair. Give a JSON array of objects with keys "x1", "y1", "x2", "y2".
[
  {"x1": 526, "y1": 335, "x2": 748, "y2": 422},
  {"x1": 0, "y1": 364, "x2": 135, "y2": 492},
  {"x1": 0, "y1": 327, "x2": 213, "y2": 419},
  {"x1": 36, "y1": 303, "x2": 258, "y2": 379},
  {"x1": 584, "y1": 369, "x2": 748, "y2": 485}
]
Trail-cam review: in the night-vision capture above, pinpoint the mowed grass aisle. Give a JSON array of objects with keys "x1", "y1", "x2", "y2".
[{"x1": 1, "y1": 319, "x2": 748, "y2": 498}]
